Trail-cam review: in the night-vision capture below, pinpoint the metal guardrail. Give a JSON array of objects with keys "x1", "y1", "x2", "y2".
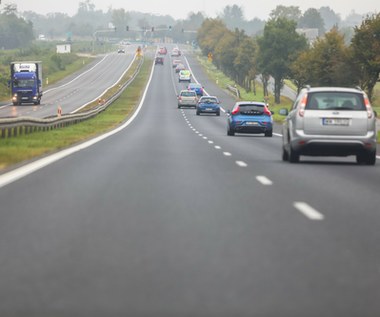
[
  {"x1": 0, "y1": 55, "x2": 144, "y2": 138},
  {"x1": 226, "y1": 84, "x2": 240, "y2": 99}
]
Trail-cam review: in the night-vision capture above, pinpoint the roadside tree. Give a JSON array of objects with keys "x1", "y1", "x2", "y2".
[
  {"x1": 257, "y1": 18, "x2": 307, "y2": 103},
  {"x1": 351, "y1": 13, "x2": 380, "y2": 101}
]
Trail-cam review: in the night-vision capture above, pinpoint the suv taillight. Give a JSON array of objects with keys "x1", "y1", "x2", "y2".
[
  {"x1": 364, "y1": 96, "x2": 373, "y2": 119},
  {"x1": 298, "y1": 94, "x2": 308, "y2": 117}
]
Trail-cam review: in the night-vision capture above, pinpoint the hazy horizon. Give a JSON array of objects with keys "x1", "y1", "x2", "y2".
[{"x1": 5, "y1": 0, "x2": 380, "y2": 20}]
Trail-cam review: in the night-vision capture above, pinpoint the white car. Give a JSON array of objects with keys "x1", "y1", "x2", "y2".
[{"x1": 178, "y1": 70, "x2": 191, "y2": 82}]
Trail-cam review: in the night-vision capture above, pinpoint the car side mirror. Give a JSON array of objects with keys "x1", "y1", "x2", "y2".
[
  {"x1": 226, "y1": 110, "x2": 231, "y2": 115},
  {"x1": 279, "y1": 108, "x2": 288, "y2": 116}
]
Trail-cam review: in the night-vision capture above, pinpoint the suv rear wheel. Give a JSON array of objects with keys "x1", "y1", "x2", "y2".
[
  {"x1": 356, "y1": 151, "x2": 376, "y2": 165},
  {"x1": 288, "y1": 146, "x2": 300, "y2": 163},
  {"x1": 282, "y1": 147, "x2": 289, "y2": 161}
]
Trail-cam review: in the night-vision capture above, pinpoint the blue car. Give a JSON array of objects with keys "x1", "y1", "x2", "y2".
[
  {"x1": 187, "y1": 83, "x2": 204, "y2": 96},
  {"x1": 196, "y1": 96, "x2": 220, "y2": 116},
  {"x1": 227, "y1": 102, "x2": 273, "y2": 137}
]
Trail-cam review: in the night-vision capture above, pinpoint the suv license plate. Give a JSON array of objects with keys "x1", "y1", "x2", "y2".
[
  {"x1": 246, "y1": 122, "x2": 259, "y2": 126},
  {"x1": 322, "y1": 118, "x2": 349, "y2": 126}
]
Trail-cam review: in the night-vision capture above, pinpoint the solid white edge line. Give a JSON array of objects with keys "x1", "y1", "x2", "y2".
[
  {"x1": 256, "y1": 176, "x2": 273, "y2": 186},
  {"x1": 294, "y1": 202, "x2": 324, "y2": 220},
  {"x1": 0, "y1": 58, "x2": 156, "y2": 189}
]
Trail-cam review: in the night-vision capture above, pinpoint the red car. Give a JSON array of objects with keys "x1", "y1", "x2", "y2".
[{"x1": 158, "y1": 47, "x2": 167, "y2": 55}]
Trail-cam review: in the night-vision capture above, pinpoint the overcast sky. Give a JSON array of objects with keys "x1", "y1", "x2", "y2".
[{"x1": 6, "y1": 0, "x2": 380, "y2": 20}]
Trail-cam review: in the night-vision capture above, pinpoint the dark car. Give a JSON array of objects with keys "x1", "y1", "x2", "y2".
[
  {"x1": 227, "y1": 102, "x2": 273, "y2": 137},
  {"x1": 117, "y1": 49, "x2": 125, "y2": 53},
  {"x1": 155, "y1": 56, "x2": 164, "y2": 65},
  {"x1": 196, "y1": 96, "x2": 220, "y2": 116}
]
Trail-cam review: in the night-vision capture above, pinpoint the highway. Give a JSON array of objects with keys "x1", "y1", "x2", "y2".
[
  {"x1": 0, "y1": 46, "x2": 379, "y2": 316},
  {"x1": 0, "y1": 44, "x2": 137, "y2": 118}
]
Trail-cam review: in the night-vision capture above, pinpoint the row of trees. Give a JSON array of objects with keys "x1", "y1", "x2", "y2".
[
  {"x1": 197, "y1": 13, "x2": 380, "y2": 103},
  {"x1": 0, "y1": 3, "x2": 34, "y2": 49},
  {"x1": 1, "y1": 0, "x2": 369, "y2": 49}
]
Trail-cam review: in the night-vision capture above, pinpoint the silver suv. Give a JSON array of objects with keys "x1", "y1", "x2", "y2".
[{"x1": 281, "y1": 86, "x2": 377, "y2": 165}]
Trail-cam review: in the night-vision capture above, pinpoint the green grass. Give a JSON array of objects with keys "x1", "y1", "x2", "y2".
[{"x1": 0, "y1": 56, "x2": 152, "y2": 171}]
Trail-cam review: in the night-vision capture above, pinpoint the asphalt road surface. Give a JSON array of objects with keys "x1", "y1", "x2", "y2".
[{"x1": 0, "y1": 46, "x2": 379, "y2": 317}]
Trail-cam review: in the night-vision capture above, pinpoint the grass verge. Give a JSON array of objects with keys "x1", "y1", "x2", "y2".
[
  {"x1": 195, "y1": 53, "x2": 293, "y2": 122},
  {"x1": 0, "y1": 56, "x2": 152, "y2": 172}
]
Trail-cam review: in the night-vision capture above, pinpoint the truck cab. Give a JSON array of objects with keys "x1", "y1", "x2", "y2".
[{"x1": 10, "y1": 61, "x2": 43, "y2": 105}]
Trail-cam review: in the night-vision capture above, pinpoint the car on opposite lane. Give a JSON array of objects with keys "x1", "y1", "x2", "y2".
[
  {"x1": 196, "y1": 96, "x2": 220, "y2": 116},
  {"x1": 178, "y1": 90, "x2": 198, "y2": 108},
  {"x1": 281, "y1": 86, "x2": 377, "y2": 164},
  {"x1": 227, "y1": 102, "x2": 273, "y2": 137}
]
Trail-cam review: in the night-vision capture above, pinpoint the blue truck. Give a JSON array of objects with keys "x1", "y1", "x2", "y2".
[{"x1": 10, "y1": 61, "x2": 43, "y2": 105}]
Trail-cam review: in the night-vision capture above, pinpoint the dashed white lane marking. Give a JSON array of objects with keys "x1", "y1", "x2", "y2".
[
  {"x1": 215, "y1": 146, "x2": 221, "y2": 150},
  {"x1": 236, "y1": 161, "x2": 248, "y2": 167},
  {"x1": 256, "y1": 176, "x2": 273, "y2": 185},
  {"x1": 208, "y1": 140, "x2": 214, "y2": 144},
  {"x1": 203, "y1": 136, "x2": 208, "y2": 140},
  {"x1": 294, "y1": 202, "x2": 324, "y2": 220},
  {"x1": 223, "y1": 152, "x2": 232, "y2": 156}
]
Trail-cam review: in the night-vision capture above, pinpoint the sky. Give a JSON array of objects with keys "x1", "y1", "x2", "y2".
[{"x1": 5, "y1": 0, "x2": 380, "y2": 20}]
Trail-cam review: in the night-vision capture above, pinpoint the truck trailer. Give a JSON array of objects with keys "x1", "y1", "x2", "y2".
[{"x1": 10, "y1": 61, "x2": 43, "y2": 105}]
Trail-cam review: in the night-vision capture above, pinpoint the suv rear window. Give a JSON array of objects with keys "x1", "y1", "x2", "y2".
[
  {"x1": 306, "y1": 92, "x2": 365, "y2": 111},
  {"x1": 238, "y1": 104, "x2": 265, "y2": 115},
  {"x1": 180, "y1": 91, "x2": 196, "y2": 97}
]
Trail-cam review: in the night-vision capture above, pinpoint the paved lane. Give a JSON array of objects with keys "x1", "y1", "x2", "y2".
[{"x1": 0, "y1": 46, "x2": 379, "y2": 316}]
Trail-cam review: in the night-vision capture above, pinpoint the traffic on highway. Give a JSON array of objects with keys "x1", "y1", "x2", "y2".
[{"x1": 0, "y1": 43, "x2": 379, "y2": 316}]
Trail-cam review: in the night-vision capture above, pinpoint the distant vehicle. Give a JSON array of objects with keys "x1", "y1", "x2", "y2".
[
  {"x1": 177, "y1": 90, "x2": 198, "y2": 108},
  {"x1": 171, "y1": 48, "x2": 181, "y2": 57},
  {"x1": 172, "y1": 59, "x2": 181, "y2": 68},
  {"x1": 178, "y1": 70, "x2": 191, "y2": 83},
  {"x1": 9, "y1": 61, "x2": 43, "y2": 105},
  {"x1": 117, "y1": 48, "x2": 125, "y2": 53},
  {"x1": 196, "y1": 96, "x2": 220, "y2": 116},
  {"x1": 158, "y1": 47, "x2": 167, "y2": 55},
  {"x1": 227, "y1": 101, "x2": 273, "y2": 137},
  {"x1": 175, "y1": 63, "x2": 186, "y2": 73},
  {"x1": 155, "y1": 56, "x2": 164, "y2": 65},
  {"x1": 187, "y1": 83, "x2": 204, "y2": 96},
  {"x1": 280, "y1": 86, "x2": 377, "y2": 164}
]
